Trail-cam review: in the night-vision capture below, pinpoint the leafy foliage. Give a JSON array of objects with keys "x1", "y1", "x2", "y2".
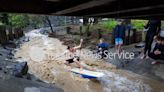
[
  {"x1": 8, "y1": 14, "x2": 44, "y2": 29},
  {"x1": 131, "y1": 20, "x2": 147, "y2": 30},
  {"x1": 9, "y1": 14, "x2": 30, "y2": 28},
  {"x1": 100, "y1": 19, "x2": 147, "y2": 31},
  {"x1": 101, "y1": 19, "x2": 117, "y2": 31}
]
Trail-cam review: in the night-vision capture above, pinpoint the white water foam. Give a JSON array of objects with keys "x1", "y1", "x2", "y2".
[
  {"x1": 98, "y1": 70, "x2": 151, "y2": 92},
  {"x1": 25, "y1": 29, "x2": 43, "y2": 38}
]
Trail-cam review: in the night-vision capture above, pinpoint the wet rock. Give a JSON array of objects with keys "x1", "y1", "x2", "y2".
[
  {"x1": 5, "y1": 58, "x2": 13, "y2": 62},
  {"x1": 135, "y1": 42, "x2": 145, "y2": 48},
  {"x1": 25, "y1": 86, "x2": 63, "y2": 92},
  {"x1": 8, "y1": 50, "x2": 15, "y2": 56},
  {"x1": 3, "y1": 42, "x2": 17, "y2": 49},
  {"x1": 0, "y1": 75, "x2": 64, "y2": 92},
  {"x1": 14, "y1": 62, "x2": 28, "y2": 78},
  {"x1": 154, "y1": 65, "x2": 164, "y2": 79},
  {"x1": 0, "y1": 48, "x2": 11, "y2": 54},
  {"x1": 4, "y1": 71, "x2": 7, "y2": 74},
  {"x1": 24, "y1": 37, "x2": 30, "y2": 42},
  {"x1": 6, "y1": 65, "x2": 13, "y2": 69},
  {"x1": 133, "y1": 51, "x2": 142, "y2": 58},
  {"x1": 6, "y1": 55, "x2": 13, "y2": 60}
]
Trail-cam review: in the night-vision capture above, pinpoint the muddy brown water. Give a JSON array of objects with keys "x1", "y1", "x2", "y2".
[{"x1": 15, "y1": 30, "x2": 164, "y2": 92}]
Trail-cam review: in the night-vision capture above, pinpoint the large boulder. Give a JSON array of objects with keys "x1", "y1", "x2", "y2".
[{"x1": 13, "y1": 62, "x2": 28, "y2": 78}]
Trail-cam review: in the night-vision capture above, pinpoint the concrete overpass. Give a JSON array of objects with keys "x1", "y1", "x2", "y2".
[{"x1": 0, "y1": 0, "x2": 164, "y2": 19}]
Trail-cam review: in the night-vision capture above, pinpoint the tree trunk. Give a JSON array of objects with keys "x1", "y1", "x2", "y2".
[
  {"x1": 45, "y1": 16, "x2": 54, "y2": 33},
  {"x1": 83, "y1": 17, "x2": 89, "y2": 25},
  {"x1": 79, "y1": 26, "x2": 83, "y2": 36},
  {"x1": 86, "y1": 25, "x2": 91, "y2": 37},
  {"x1": 93, "y1": 17, "x2": 99, "y2": 24}
]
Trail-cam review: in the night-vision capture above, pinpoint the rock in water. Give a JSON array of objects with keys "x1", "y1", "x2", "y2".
[{"x1": 14, "y1": 62, "x2": 28, "y2": 78}]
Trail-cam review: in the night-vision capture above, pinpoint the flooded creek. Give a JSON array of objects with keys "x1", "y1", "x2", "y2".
[{"x1": 15, "y1": 30, "x2": 164, "y2": 92}]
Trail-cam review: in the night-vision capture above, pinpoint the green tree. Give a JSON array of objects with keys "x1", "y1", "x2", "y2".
[
  {"x1": 9, "y1": 14, "x2": 30, "y2": 28},
  {"x1": 131, "y1": 20, "x2": 147, "y2": 30},
  {"x1": 0, "y1": 13, "x2": 9, "y2": 25},
  {"x1": 102, "y1": 19, "x2": 117, "y2": 31}
]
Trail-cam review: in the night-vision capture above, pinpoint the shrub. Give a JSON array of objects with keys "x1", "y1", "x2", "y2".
[
  {"x1": 101, "y1": 20, "x2": 117, "y2": 31},
  {"x1": 131, "y1": 20, "x2": 147, "y2": 30}
]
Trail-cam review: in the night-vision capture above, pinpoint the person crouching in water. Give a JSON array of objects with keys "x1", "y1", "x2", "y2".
[
  {"x1": 114, "y1": 20, "x2": 126, "y2": 53},
  {"x1": 142, "y1": 20, "x2": 161, "y2": 59},
  {"x1": 148, "y1": 35, "x2": 164, "y2": 65},
  {"x1": 97, "y1": 38, "x2": 109, "y2": 59},
  {"x1": 64, "y1": 39, "x2": 83, "y2": 69}
]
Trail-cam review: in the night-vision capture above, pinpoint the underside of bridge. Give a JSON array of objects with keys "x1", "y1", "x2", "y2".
[{"x1": 0, "y1": 0, "x2": 164, "y2": 19}]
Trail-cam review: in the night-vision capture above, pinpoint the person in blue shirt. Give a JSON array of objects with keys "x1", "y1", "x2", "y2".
[
  {"x1": 114, "y1": 20, "x2": 126, "y2": 53},
  {"x1": 97, "y1": 38, "x2": 109, "y2": 59}
]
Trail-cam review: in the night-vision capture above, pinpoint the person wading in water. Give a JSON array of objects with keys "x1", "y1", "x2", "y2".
[{"x1": 64, "y1": 39, "x2": 84, "y2": 69}]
